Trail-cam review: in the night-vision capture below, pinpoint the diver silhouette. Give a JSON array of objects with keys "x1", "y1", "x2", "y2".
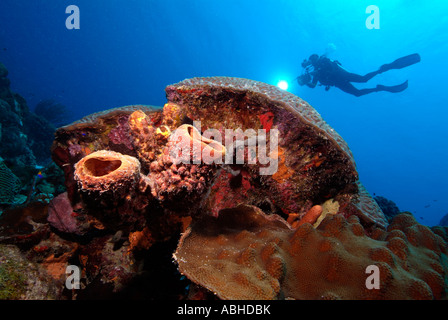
[{"x1": 297, "y1": 53, "x2": 421, "y2": 97}]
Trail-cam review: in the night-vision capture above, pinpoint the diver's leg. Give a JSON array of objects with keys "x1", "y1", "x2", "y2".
[
  {"x1": 337, "y1": 81, "x2": 408, "y2": 96},
  {"x1": 336, "y1": 68, "x2": 378, "y2": 83},
  {"x1": 336, "y1": 82, "x2": 379, "y2": 97},
  {"x1": 376, "y1": 80, "x2": 408, "y2": 93},
  {"x1": 337, "y1": 54, "x2": 421, "y2": 84},
  {"x1": 359, "y1": 70, "x2": 381, "y2": 82}
]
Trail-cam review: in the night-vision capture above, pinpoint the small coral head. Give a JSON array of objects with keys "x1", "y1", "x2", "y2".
[
  {"x1": 128, "y1": 110, "x2": 155, "y2": 141},
  {"x1": 129, "y1": 110, "x2": 149, "y2": 127}
]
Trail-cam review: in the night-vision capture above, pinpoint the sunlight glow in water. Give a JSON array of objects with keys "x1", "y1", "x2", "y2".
[{"x1": 277, "y1": 80, "x2": 288, "y2": 90}]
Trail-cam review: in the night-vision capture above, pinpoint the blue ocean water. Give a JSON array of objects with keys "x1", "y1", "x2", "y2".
[{"x1": 0, "y1": 0, "x2": 447, "y2": 226}]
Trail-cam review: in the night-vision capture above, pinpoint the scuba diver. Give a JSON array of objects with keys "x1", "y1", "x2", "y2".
[{"x1": 297, "y1": 53, "x2": 421, "y2": 97}]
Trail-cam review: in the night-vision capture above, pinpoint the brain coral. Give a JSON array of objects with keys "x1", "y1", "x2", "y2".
[{"x1": 174, "y1": 206, "x2": 448, "y2": 300}]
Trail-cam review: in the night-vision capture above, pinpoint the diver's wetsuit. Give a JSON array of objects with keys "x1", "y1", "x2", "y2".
[{"x1": 302, "y1": 53, "x2": 420, "y2": 97}]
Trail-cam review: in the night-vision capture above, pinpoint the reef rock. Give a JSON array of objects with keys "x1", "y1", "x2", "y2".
[
  {"x1": 47, "y1": 192, "x2": 87, "y2": 236},
  {"x1": 0, "y1": 244, "x2": 61, "y2": 299}
]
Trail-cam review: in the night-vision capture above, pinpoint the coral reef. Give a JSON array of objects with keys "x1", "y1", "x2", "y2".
[
  {"x1": 175, "y1": 206, "x2": 448, "y2": 300},
  {"x1": 0, "y1": 63, "x2": 55, "y2": 166},
  {"x1": 0, "y1": 62, "x2": 63, "y2": 215},
  {"x1": 1, "y1": 76, "x2": 447, "y2": 300},
  {"x1": 165, "y1": 77, "x2": 388, "y2": 228}
]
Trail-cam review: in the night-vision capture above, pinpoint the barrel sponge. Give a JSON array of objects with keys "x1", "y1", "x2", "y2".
[
  {"x1": 166, "y1": 124, "x2": 226, "y2": 165},
  {"x1": 0, "y1": 160, "x2": 21, "y2": 204},
  {"x1": 74, "y1": 150, "x2": 141, "y2": 198},
  {"x1": 148, "y1": 124, "x2": 226, "y2": 213},
  {"x1": 175, "y1": 207, "x2": 448, "y2": 300}
]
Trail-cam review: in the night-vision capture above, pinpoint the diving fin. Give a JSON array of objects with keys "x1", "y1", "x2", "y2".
[
  {"x1": 379, "y1": 53, "x2": 421, "y2": 73},
  {"x1": 376, "y1": 80, "x2": 408, "y2": 93}
]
